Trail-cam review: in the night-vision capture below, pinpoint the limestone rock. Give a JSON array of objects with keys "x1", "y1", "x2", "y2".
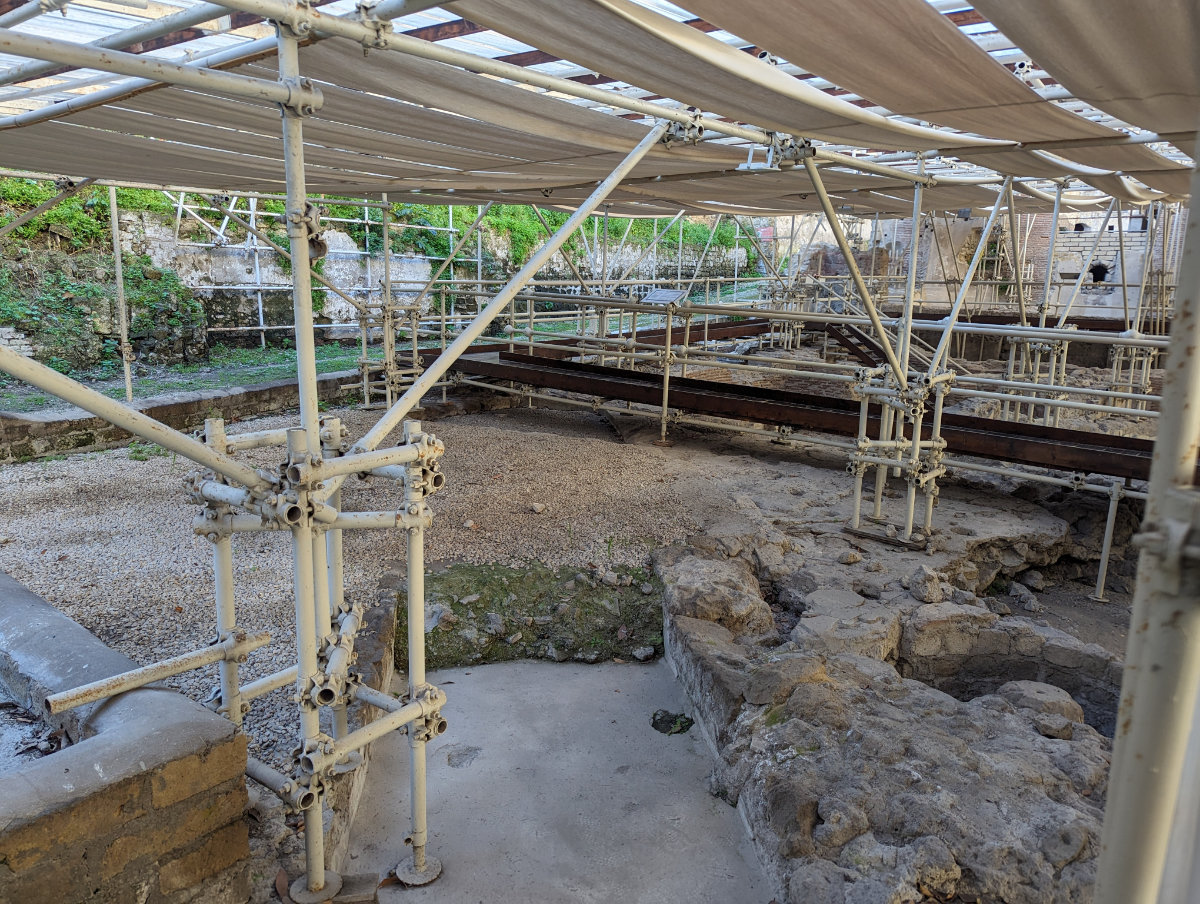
[
  {"x1": 632, "y1": 645, "x2": 655, "y2": 662},
  {"x1": 907, "y1": 564, "x2": 945, "y2": 604},
  {"x1": 791, "y1": 590, "x2": 902, "y2": 661},
  {"x1": 997, "y1": 680, "x2": 1086, "y2": 722},
  {"x1": 853, "y1": 577, "x2": 885, "y2": 600},
  {"x1": 703, "y1": 653, "x2": 1108, "y2": 904},
  {"x1": 837, "y1": 550, "x2": 863, "y2": 566},
  {"x1": 986, "y1": 597, "x2": 1012, "y2": 616},
  {"x1": 777, "y1": 568, "x2": 819, "y2": 613},
  {"x1": 950, "y1": 588, "x2": 979, "y2": 607},
  {"x1": 1020, "y1": 569, "x2": 1047, "y2": 591},
  {"x1": 1010, "y1": 581, "x2": 1042, "y2": 612},
  {"x1": 655, "y1": 552, "x2": 774, "y2": 635},
  {"x1": 898, "y1": 602, "x2": 1000, "y2": 660}
]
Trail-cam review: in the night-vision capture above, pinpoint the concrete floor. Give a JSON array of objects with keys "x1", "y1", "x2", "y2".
[{"x1": 346, "y1": 660, "x2": 769, "y2": 904}]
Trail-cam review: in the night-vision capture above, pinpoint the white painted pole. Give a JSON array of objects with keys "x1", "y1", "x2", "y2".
[
  {"x1": 395, "y1": 424, "x2": 442, "y2": 885},
  {"x1": 1056, "y1": 200, "x2": 1117, "y2": 327},
  {"x1": 1095, "y1": 162, "x2": 1200, "y2": 904},
  {"x1": 106, "y1": 185, "x2": 135, "y2": 403},
  {"x1": 46, "y1": 631, "x2": 270, "y2": 713},
  {"x1": 0, "y1": 28, "x2": 319, "y2": 109},
  {"x1": 926, "y1": 178, "x2": 1013, "y2": 377},
  {"x1": 804, "y1": 157, "x2": 908, "y2": 391},
  {"x1": 354, "y1": 121, "x2": 670, "y2": 454},
  {"x1": 277, "y1": 25, "x2": 337, "y2": 902}
]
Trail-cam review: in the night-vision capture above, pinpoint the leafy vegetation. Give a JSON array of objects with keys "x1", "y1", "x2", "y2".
[
  {"x1": 0, "y1": 248, "x2": 201, "y2": 372},
  {"x1": 0, "y1": 179, "x2": 175, "y2": 248}
]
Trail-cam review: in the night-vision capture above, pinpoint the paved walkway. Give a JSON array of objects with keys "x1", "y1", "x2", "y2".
[{"x1": 347, "y1": 660, "x2": 770, "y2": 904}]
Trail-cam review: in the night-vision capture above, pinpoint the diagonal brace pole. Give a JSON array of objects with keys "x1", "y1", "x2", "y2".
[
  {"x1": 804, "y1": 156, "x2": 908, "y2": 391},
  {"x1": 0, "y1": 177, "x2": 96, "y2": 239},
  {"x1": 411, "y1": 201, "x2": 494, "y2": 311},
  {"x1": 0, "y1": 344, "x2": 271, "y2": 490},
  {"x1": 531, "y1": 205, "x2": 594, "y2": 295},
  {"x1": 925, "y1": 176, "x2": 1012, "y2": 379},
  {"x1": 353, "y1": 121, "x2": 672, "y2": 456}
]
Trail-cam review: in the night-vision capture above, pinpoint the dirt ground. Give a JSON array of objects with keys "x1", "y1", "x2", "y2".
[{"x1": 1037, "y1": 583, "x2": 1131, "y2": 658}]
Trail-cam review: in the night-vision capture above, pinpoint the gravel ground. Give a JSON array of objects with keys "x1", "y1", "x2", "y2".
[{"x1": 0, "y1": 404, "x2": 705, "y2": 766}]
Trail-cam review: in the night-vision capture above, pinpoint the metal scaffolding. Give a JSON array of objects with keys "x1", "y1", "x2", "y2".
[{"x1": 0, "y1": 1, "x2": 1195, "y2": 900}]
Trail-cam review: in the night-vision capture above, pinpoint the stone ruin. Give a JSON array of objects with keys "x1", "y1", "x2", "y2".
[{"x1": 654, "y1": 478, "x2": 1124, "y2": 904}]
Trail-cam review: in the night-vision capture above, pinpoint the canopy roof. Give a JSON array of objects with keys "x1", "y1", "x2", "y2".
[{"x1": 0, "y1": 0, "x2": 1193, "y2": 215}]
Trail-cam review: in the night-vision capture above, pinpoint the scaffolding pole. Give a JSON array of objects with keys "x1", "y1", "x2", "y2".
[{"x1": 1095, "y1": 165, "x2": 1200, "y2": 904}]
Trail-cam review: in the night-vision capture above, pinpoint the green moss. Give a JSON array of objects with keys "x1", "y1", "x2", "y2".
[
  {"x1": 764, "y1": 705, "x2": 787, "y2": 727},
  {"x1": 395, "y1": 561, "x2": 665, "y2": 671}
]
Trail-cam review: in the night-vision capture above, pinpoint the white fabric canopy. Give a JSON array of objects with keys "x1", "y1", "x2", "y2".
[
  {"x1": 972, "y1": 0, "x2": 1200, "y2": 136},
  {"x1": 0, "y1": 3, "x2": 1189, "y2": 212},
  {"x1": 450, "y1": 0, "x2": 1005, "y2": 152},
  {"x1": 672, "y1": 0, "x2": 1191, "y2": 182}
]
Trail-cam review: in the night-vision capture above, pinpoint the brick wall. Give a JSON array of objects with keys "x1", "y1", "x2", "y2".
[
  {"x1": 0, "y1": 326, "x2": 34, "y2": 356},
  {"x1": 0, "y1": 575, "x2": 250, "y2": 904}
]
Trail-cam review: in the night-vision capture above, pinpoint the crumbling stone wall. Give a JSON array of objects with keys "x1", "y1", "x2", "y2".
[{"x1": 652, "y1": 478, "x2": 1119, "y2": 903}]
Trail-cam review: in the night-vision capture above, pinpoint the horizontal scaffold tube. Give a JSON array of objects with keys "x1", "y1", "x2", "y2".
[
  {"x1": 241, "y1": 666, "x2": 298, "y2": 701},
  {"x1": 246, "y1": 756, "x2": 316, "y2": 811},
  {"x1": 46, "y1": 631, "x2": 271, "y2": 714},
  {"x1": 300, "y1": 685, "x2": 447, "y2": 775},
  {"x1": 0, "y1": 29, "x2": 321, "y2": 110},
  {"x1": 225, "y1": 428, "x2": 291, "y2": 452},
  {"x1": 0, "y1": 345, "x2": 272, "y2": 491},
  {"x1": 300, "y1": 437, "x2": 442, "y2": 482}
]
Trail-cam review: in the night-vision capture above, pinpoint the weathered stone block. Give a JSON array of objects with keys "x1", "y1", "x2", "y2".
[
  {"x1": 150, "y1": 735, "x2": 249, "y2": 809},
  {"x1": 158, "y1": 822, "x2": 250, "y2": 895}
]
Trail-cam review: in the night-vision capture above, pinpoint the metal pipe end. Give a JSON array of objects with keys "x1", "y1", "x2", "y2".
[{"x1": 315, "y1": 685, "x2": 337, "y2": 707}]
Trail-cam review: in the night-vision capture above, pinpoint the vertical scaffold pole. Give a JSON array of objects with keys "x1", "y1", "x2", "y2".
[
  {"x1": 107, "y1": 185, "x2": 134, "y2": 402},
  {"x1": 277, "y1": 23, "x2": 341, "y2": 904},
  {"x1": 1095, "y1": 162, "x2": 1200, "y2": 904},
  {"x1": 395, "y1": 420, "x2": 442, "y2": 886}
]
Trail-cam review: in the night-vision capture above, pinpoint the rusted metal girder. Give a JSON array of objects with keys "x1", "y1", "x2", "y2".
[{"x1": 447, "y1": 351, "x2": 1157, "y2": 481}]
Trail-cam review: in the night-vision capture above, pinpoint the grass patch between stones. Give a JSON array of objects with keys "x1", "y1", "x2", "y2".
[{"x1": 395, "y1": 561, "x2": 664, "y2": 670}]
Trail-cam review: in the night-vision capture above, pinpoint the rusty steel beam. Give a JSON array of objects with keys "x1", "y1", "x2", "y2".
[{"x1": 446, "y1": 351, "x2": 1157, "y2": 481}]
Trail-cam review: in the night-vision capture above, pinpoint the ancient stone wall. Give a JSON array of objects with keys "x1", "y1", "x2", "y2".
[{"x1": 0, "y1": 370, "x2": 360, "y2": 463}]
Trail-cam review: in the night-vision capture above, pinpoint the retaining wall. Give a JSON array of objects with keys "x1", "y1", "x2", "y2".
[{"x1": 0, "y1": 370, "x2": 361, "y2": 463}]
